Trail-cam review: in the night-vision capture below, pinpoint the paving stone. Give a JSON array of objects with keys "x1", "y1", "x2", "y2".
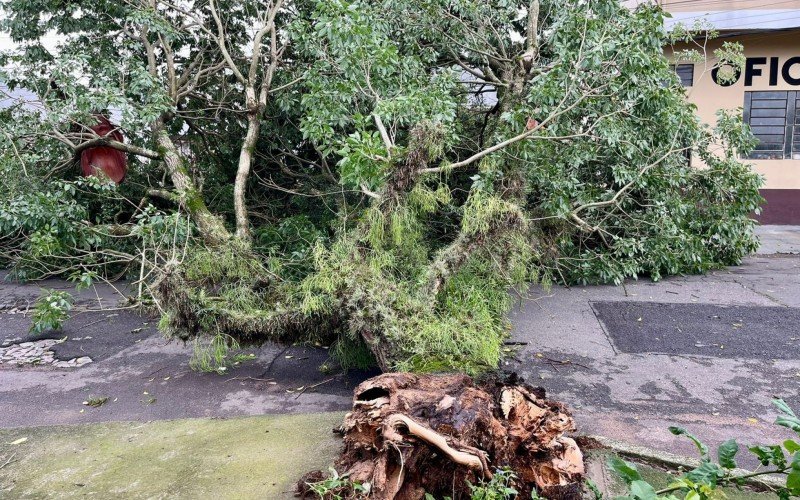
[
  {"x1": 75, "y1": 356, "x2": 92, "y2": 366},
  {"x1": 0, "y1": 337, "x2": 87, "y2": 368}
]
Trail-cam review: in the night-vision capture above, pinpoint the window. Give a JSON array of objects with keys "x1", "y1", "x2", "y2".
[
  {"x1": 670, "y1": 64, "x2": 694, "y2": 87},
  {"x1": 743, "y1": 91, "x2": 799, "y2": 160}
]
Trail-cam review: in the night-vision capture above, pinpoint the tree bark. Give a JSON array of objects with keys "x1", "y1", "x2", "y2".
[
  {"x1": 218, "y1": 1, "x2": 282, "y2": 244},
  {"x1": 154, "y1": 127, "x2": 230, "y2": 246},
  {"x1": 526, "y1": 0, "x2": 540, "y2": 62},
  {"x1": 234, "y1": 88, "x2": 262, "y2": 242}
]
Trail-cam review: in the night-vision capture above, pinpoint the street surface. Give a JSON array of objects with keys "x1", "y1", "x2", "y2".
[{"x1": 1, "y1": 226, "x2": 798, "y2": 464}]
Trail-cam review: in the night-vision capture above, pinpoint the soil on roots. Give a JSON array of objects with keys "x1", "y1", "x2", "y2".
[{"x1": 297, "y1": 372, "x2": 584, "y2": 499}]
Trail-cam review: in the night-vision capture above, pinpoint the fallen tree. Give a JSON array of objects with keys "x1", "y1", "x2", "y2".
[
  {"x1": 297, "y1": 373, "x2": 584, "y2": 499},
  {"x1": 1, "y1": 0, "x2": 762, "y2": 373}
]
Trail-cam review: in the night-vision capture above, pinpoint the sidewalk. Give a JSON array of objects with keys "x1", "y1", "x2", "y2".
[
  {"x1": 508, "y1": 225, "x2": 800, "y2": 467},
  {"x1": 0, "y1": 271, "x2": 373, "y2": 428},
  {"x1": 755, "y1": 225, "x2": 800, "y2": 254},
  {"x1": 0, "y1": 413, "x2": 344, "y2": 498}
]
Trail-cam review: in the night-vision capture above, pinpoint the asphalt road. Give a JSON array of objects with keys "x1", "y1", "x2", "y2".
[
  {"x1": 1, "y1": 228, "x2": 799, "y2": 464},
  {"x1": 592, "y1": 301, "x2": 800, "y2": 360},
  {"x1": 0, "y1": 272, "x2": 376, "y2": 427}
]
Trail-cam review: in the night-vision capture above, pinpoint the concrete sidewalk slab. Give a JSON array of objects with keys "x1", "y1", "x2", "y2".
[
  {"x1": 0, "y1": 413, "x2": 344, "y2": 499},
  {"x1": 508, "y1": 255, "x2": 800, "y2": 468},
  {"x1": 756, "y1": 225, "x2": 800, "y2": 254}
]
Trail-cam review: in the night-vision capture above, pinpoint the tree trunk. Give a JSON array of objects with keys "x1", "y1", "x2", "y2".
[
  {"x1": 234, "y1": 93, "x2": 261, "y2": 242},
  {"x1": 154, "y1": 128, "x2": 230, "y2": 246}
]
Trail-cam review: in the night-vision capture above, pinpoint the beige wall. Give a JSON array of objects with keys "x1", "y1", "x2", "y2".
[{"x1": 667, "y1": 31, "x2": 800, "y2": 189}]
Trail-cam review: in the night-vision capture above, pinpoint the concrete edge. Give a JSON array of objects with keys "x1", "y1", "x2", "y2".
[{"x1": 582, "y1": 434, "x2": 784, "y2": 490}]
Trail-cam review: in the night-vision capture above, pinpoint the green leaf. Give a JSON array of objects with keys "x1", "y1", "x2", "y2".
[
  {"x1": 750, "y1": 446, "x2": 771, "y2": 466},
  {"x1": 669, "y1": 426, "x2": 709, "y2": 457},
  {"x1": 776, "y1": 415, "x2": 800, "y2": 434},
  {"x1": 584, "y1": 478, "x2": 603, "y2": 500},
  {"x1": 787, "y1": 470, "x2": 800, "y2": 495},
  {"x1": 629, "y1": 480, "x2": 658, "y2": 500},
  {"x1": 749, "y1": 445, "x2": 786, "y2": 468},
  {"x1": 774, "y1": 399, "x2": 800, "y2": 434},
  {"x1": 684, "y1": 460, "x2": 724, "y2": 486},
  {"x1": 774, "y1": 398, "x2": 797, "y2": 418},
  {"x1": 608, "y1": 457, "x2": 642, "y2": 484},
  {"x1": 784, "y1": 440, "x2": 800, "y2": 454},
  {"x1": 718, "y1": 439, "x2": 739, "y2": 469}
]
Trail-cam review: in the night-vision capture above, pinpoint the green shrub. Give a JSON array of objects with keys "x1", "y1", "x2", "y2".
[{"x1": 30, "y1": 289, "x2": 73, "y2": 334}]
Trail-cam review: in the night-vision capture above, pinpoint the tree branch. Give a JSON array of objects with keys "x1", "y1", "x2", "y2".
[
  {"x1": 208, "y1": 0, "x2": 247, "y2": 84},
  {"x1": 361, "y1": 184, "x2": 381, "y2": 199},
  {"x1": 426, "y1": 128, "x2": 538, "y2": 174},
  {"x1": 570, "y1": 140, "x2": 687, "y2": 231},
  {"x1": 72, "y1": 137, "x2": 161, "y2": 160},
  {"x1": 373, "y1": 113, "x2": 394, "y2": 152}
]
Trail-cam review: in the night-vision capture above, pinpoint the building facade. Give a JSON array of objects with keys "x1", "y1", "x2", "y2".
[{"x1": 658, "y1": 0, "x2": 800, "y2": 224}]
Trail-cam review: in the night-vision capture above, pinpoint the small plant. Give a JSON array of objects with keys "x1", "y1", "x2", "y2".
[
  {"x1": 319, "y1": 361, "x2": 336, "y2": 375},
  {"x1": 189, "y1": 333, "x2": 241, "y2": 374},
  {"x1": 232, "y1": 353, "x2": 257, "y2": 365},
  {"x1": 307, "y1": 468, "x2": 370, "y2": 499},
  {"x1": 611, "y1": 398, "x2": 800, "y2": 499},
  {"x1": 30, "y1": 289, "x2": 73, "y2": 334},
  {"x1": 466, "y1": 468, "x2": 520, "y2": 500},
  {"x1": 584, "y1": 478, "x2": 603, "y2": 500},
  {"x1": 82, "y1": 396, "x2": 109, "y2": 408}
]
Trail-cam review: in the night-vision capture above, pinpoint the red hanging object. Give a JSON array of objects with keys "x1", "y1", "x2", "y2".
[{"x1": 80, "y1": 115, "x2": 128, "y2": 184}]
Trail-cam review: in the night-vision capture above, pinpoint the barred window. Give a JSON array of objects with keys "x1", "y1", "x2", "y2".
[
  {"x1": 670, "y1": 64, "x2": 694, "y2": 87},
  {"x1": 743, "y1": 91, "x2": 799, "y2": 160}
]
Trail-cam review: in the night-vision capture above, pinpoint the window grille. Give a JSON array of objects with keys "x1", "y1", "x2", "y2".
[{"x1": 743, "y1": 91, "x2": 798, "y2": 160}]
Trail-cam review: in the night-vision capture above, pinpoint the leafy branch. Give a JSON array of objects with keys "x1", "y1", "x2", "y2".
[{"x1": 611, "y1": 399, "x2": 800, "y2": 500}]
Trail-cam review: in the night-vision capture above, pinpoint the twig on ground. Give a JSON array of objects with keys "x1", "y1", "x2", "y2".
[
  {"x1": 225, "y1": 376, "x2": 275, "y2": 383},
  {"x1": 144, "y1": 366, "x2": 170, "y2": 379},
  {"x1": 0, "y1": 453, "x2": 17, "y2": 470},
  {"x1": 260, "y1": 345, "x2": 291, "y2": 377},
  {"x1": 543, "y1": 357, "x2": 590, "y2": 370},
  {"x1": 294, "y1": 377, "x2": 335, "y2": 399},
  {"x1": 78, "y1": 316, "x2": 111, "y2": 329}
]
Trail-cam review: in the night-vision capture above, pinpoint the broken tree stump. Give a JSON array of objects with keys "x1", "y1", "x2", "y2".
[{"x1": 298, "y1": 372, "x2": 584, "y2": 499}]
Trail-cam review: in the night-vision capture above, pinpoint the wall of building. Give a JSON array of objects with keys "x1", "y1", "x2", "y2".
[
  {"x1": 624, "y1": 0, "x2": 800, "y2": 11},
  {"x1": 659, "y1": 0, "x2": 800, "y2": 12},
  {"x1": 667, "y1": 30, "x2": 800, "y2": 224}
]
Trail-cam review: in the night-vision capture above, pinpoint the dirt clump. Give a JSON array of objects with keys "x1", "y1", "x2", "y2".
[{"x1": 297, "y1": 372, "x2": 584, "y2": 499}]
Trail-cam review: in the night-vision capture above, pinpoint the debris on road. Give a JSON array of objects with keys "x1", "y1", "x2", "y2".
[{"x1": 82, "y1": 396, "x2": 109, "y2": 408}]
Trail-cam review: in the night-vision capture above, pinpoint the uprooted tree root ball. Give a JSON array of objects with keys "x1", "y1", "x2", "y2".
[{"x1": 297, "y1": 373, "x2": 584, "y2": 499}]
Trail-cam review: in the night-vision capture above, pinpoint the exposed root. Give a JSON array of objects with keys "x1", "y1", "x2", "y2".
[
  {"x1": 383, "y1": 413, "x2": 489, "y2": 476},
  {"x1": 299, "y1": 372, "x2": 584, "y2": 499}
]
